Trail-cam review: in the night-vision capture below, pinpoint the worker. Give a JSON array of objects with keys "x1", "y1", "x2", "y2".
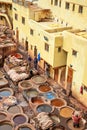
[{"x1": 72, "y1": 111, "x2": 82, "y2": 128}]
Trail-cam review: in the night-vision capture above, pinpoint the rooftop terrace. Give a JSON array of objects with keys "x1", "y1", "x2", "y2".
[{"x1": 69, "y1": 29, "x2": 87, "y2": 39}]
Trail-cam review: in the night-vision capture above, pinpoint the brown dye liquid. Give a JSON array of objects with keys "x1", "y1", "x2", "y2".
[
  {"x1": 8, "y1": 105, "x2": 20, "y2": 114},
  {"x1": 31, "y1": 97, "x2": 44, "y2": 104},
  {"x1": 0, "y1": 114, "x2": 6, "y2": 120},
  {"x1": 60, "y1": 107, "x2": 74, "y2": 118},
  {"x1": 32, "y1": 76, "x2": 46, "y2": 84},
  {"x1": 19, "y1": 127, "x2": 32, "y2": 130},
  {"x1": 0, "y1": 123, "x2": 12, "y2": 130},
  {"x1": 26, "y1": 89, "x2": 38, "y2": 98},
  {"x1": 51, "y1": 99, "x2": 65, "y2": 107},
  {"x1": 39, "y1": 85, "x2": 51, "y2": 92},
  {"x1": 13, "y1": 115, "x2": 26, "y2": 125},
  {"x1": 21, "y1": 82, "x2": 31, "y2": 88},
  {"x1": 33, "y1": 76, "x2": 43, "y2": 82}
]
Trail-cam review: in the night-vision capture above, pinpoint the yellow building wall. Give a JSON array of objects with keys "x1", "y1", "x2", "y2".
[
  {"x1": 28, "y1": 20, "x2": 55, "y2": 66},
  {"x1": 7, "y1": 4, "x2": 13, "y2": 20},
  {"x1": 13, "y1": 3, "x2": 30, "y2": 45},
  {"x1": 82, "y1": 51, "x2": 87, "y2": 85},
  {"x1": 63, "y1": 31, "x2": 87, "y2": 107},
  {"x1": 54, "y1": 36, "x2": 67, "y2": 67},
  {"x1": 37, "y1": 0, "x2": 87, "y2": 29},
  {"x1": 28, "y1": 19, "x2": 67, "y2": 68}
]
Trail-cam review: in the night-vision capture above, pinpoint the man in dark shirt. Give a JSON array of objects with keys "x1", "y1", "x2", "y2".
[
  {"x1": 28, "y1": 55, "x2": 32, "y2": 68},
  {"x1": 34, "y1": 56, "x2": 38, "y2": 70}
]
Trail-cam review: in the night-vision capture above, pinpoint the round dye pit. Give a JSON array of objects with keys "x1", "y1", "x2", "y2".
[
  {"x1": 16, "y1": 123, "x2": 35, "y2": 130},
  {"x1": 23, "y1": 88, "x2": 39, "y2": 100},
  {"x1": 38, "y1": 84, "x2": 51, "y2": 92},
  {"x1": 0, "y1": 88, "x2": 13, "y2": 97},
  {"x1": 36, "y1": 104, "x2": 53, "y2": 113},
  {"x1": 0, "y1": 112, "x2": 7, "y2": 121},
  {"x1": 12, "y1": 113, "x2": 28, "y2": 126},
  {"x1": 31, "y1": 75, "x2": 47, "y2": 84},
  {"x1": 7, "y1": 105, "x2": 22, "y2": 114},
  {"x1": 67, "y1": 118, "x2": 85, "y2": 130},
  {"x1": 18, "y1": 80, "x2": 32, "y2": 91},
  {"x1": 44, "y1": 92, "x2": 56, "y2": 100},
  {"x1": 0, "y1": 122, "x2": 13, "y2": 130},
  {"x1": 51, "y1": 98, "x2": 66, "y2": 108},
  {"x1": 0, "y1": 78, "x2": 8, "y2": 88},
  {"x1": 31, "y1": 97, "x2": 44, "y2": 105},
  {"x1": 60, "y1": 106, "x2": 74, "y2": 118}
]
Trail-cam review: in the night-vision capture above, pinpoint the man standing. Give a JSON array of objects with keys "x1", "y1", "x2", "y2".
[
  {"x1": 72, "y1": 111, "x2": 82, "y2": 128},
  {"x1": 34, "y1": 56, "x2": 38, "y2": 70},
  {"x1": 28, "y1": 55, "x2": 32, "y2": 68}
]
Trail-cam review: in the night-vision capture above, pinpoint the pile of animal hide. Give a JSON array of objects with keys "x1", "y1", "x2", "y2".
[
  {"x1": 36, "y1": 112, "x2": 53, "y2": 130},
  {"x1": 9, "y1": 56, "x2": 22, "y2": 65},
  {"x1": 7, "y1": 69, "x2": 28, "y2": 82}
]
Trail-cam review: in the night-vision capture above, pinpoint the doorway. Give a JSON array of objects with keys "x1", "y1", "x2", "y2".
[
  {"x1": 25, "y1": 40, "x2": 28, "y2": 51},
  {"x1": 54, "y1": 68, "x2": 58, "y2": 82},
  {"x1": 67, "y1": 67, "x2": 73, "y2": 95}
]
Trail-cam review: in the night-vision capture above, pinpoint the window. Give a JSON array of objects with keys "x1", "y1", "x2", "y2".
[
  {"x1": 83, "y1": 85, "x2": 87, "y2": 92},
  {"x1": 65, "y1": 2, "x2": 70, "y2": 9},
  {"x1": 58, "y1": 46, "x2": 62, "y2": 52},
  {"x1": 30, "y1": 45, "x2": 33, "y2": 50},
  {"x1": 15, "y1": 13, "x2": 18, "y2": 20},
  {"x1": 30, "y1": 29, "x2": 34, "y2": 35},
  {"x1": 22, "y1": 17, "x2": 25, "y2": 24},
  {"x1": 55, "y1": 0, "x2": 58, "y2": 5},
  {"x1": 45, "y1": 43, "x2": 49, "y2": 52},
  {"x1": 59, "y1": 0, "x2": 61, "y2": 7},
  {"x1": 9, "y1": 5, "x2": 12, "y2": 10},
  {"x1": 44, "y1": 36, "x2": 48, "y2": 41},
  {"x1": 72, "y1": 4, "x2": 75, "y2": 11},
  {"x1": 51, "y1": 0, "x2": 53, "y2": 5},
  {"x1": 72, "y1": 50, "x2": 77, "y2": 56},
  {"x1": 78, "y1": 5, "x2": 83, "y2": 13}
]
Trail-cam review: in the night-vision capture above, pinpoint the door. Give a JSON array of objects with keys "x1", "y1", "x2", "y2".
[
  {"x1": 16, "y1": 28, "x2": 19, "y2": 43},
  {"x1": 25, "y1": 41, "x2": 28, "y2": 51},
  {"x1": 54, "y1": 68, "x2": 58, "y2": 82},
  {"x1": 67, "y1": 67, "x2": 73, "y2": 83},
  {"x1": 67, "y1": 67, "x2": 73, "y2": 95}
]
